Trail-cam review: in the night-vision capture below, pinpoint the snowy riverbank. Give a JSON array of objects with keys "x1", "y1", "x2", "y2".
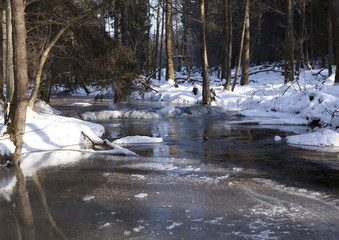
[{"x1": 135, "y1": 65, "x2": 339, "y2": 151}]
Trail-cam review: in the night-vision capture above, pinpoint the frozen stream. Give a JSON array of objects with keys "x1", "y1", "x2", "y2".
[{"x1": 1, "y1": 100, "x2": 339, "y2": 240}]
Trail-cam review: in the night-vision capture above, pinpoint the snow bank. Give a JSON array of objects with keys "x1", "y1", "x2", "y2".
[
  {"x1": 286, "y1": 129, "x2": 339, "y2": 152},
  {"x1": 137, "y1": 65, "x2": 339, "y2": 152},
  {"x1": 0, "y1": 107, "x2": 104, "y2": 156}
]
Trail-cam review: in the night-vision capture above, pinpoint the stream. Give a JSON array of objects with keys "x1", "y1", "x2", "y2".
[{"x1": 1, "y1": 99, "x2": 339, "y2": 240}]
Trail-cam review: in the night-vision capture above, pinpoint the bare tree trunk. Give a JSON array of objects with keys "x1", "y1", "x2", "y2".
[
  {"x1": 11, "y1": 0, "x2": 30, "y2": 164},
  {"x1": 231, "y1": 0, "x2": 247, "y2": 92},
  {"x1": 225, "y1": 0, "x2": 232, "y2": 91},
  {"x1": 328, "y1": 0, "x2": 339, "y2": 83},
  {"x1": 199, "y1": 0, "x2": 210, "y2": 105},
  {"x1": 309, "y1": 3, "x2": 314, "y2": 68},
  {"x1": 165, "y1": 0, "x2": 175, "y2": 81},
  {"x1": 1, "y1": 8, "x2": 6, "y2": 100},
  {"x1": 255, "y1": 8, "x2": 263, "y2": 65},
  {"x1": 158, "y1": 0, "x2": 165, "y2": 80},
  {"x1": 240, "y1": 0, "x2": 250, "y2": 86},
  {"x1": 284, "y1": 0, "x2": 294, "y2": 83},
  {"x1": 153, "y1": 0, "x2": 161, "y2": 75},
  {"x1": 182, "y1": 0, "x2": 190, "y2": 82},
  {"x1": 328, "y1": 12, "x2": 333, "y2": 76},
  {"x1": 221, "y1": 0, "x2": 228, "y2": 81},
  {"x1": 6, "y1": 0, "x2": 14, "y2": 103},
  {"x1": 300, "y1": 1, "x2": 306, "y2": 68}
]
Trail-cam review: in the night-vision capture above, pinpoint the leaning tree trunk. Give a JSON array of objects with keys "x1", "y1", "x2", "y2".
[
  {"x1": 199, "y1": 0, "x2": 211, "y2": 105},
  {"x1": 240, "y1": 0, "x2": 250, "y2": 86},
  {"x1": 328, "y1": 0, "x2": 339, "y2": 83},
  {"x1": 231, "y1": 0, "x2": 247, "y2": 92},
  {"x1": 165, "y1": 0, "x2": 175, "y2": 81},
  {"x1": 284, "y1": 0, "x2": 294, "y2": 83},
  {"x1": 11, "y1": 0, "x2": 30, "y2": 164}
]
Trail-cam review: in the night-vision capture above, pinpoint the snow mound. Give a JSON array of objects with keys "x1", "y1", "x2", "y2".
[{"x1": 286, "y1": 129, "x2": 339, "y2": 152}]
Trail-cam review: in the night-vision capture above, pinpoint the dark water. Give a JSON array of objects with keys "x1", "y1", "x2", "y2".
[{"x1": 0, "y1": 100, "x2": 339, "y2": 240}]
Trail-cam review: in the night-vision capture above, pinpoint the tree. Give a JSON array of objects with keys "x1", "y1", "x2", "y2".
[
  {"x1": 1, "y1": 7, "x2": 6, "y2": 100},
  {"x1": 153, "y1": 0, "x2": 162, "y2": 75},
  {"x1": 225, "y1": 0, "x2": 232, "y2": 91},
  {"x1": 28, "y1": 2, "x2": 107, "y2": 108},
  {"x1": 5, "y1": 0, "x2": 14, "y2": 103},
  {"x1": 231, "y1": 0, "x2": 248, "y2": 92},
  {"x1": 165, "y1": 0, "x2": 175, "y2": 81},
  {"x1": 328, "y1": 0, "x2": 339, "y2": 83},
  {"x1": 284, "y1": 0, "x2": 294, "y2": 83},
  {"x1": 240, "y1": 0, "x2": 250, "y2": 86},
  {"x1": 328, "y1": 12, "x2": 333, "y2": 76},
  {"x1": 11, "y1": 0, "x2": 30, "y2": 164},
  {"x1": 199, "y1": 0, "x2": 211, "y2": 105}
]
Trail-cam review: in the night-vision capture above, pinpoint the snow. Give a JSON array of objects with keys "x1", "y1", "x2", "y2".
[
  {"x1": 137, "y1": 65, "x2": 339, "y2": 152},
  {"x1": 134, "y1": 193, "x2": 148, "y2": 199}
]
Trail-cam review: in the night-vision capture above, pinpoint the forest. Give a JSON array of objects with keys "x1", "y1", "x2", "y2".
[{"x1": 1, "y1": 0, "x2": 339, "y2": 162}]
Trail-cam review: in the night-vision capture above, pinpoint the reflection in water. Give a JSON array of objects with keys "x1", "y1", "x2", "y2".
[
  {"x1": 13, "y1": 166, "x2": 36, "y2": 240},
  {"x1": 32, "y1": 174, "x2": 68, "y2": 240}
]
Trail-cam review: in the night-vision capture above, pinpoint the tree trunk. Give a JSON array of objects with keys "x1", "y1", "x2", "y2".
[
  {"x1": 328, "y1": 0, "x2": 339, "y2": 83},
  {"x1": 153, "y1": 0, "x2": 161, "y2": 75},
  {"x1": 309, "y1": 3, "x2": 314, "y2": 68},
  {"x1": 6, "y1": 0, "x2": 14, "y2": 103},
  {"x1": 11, "y1": 0, "x2": 30, "y2": 164},
  {"x1": 221, "y1": 0, "x2": 228, "y2": 81},
  {"x1": 182, "y1": 0, "x2": 190, "y2": 82},
  {"x1": 28, "y1": 27, "x2": 68, "y2": 109},
  {"x1": 1, "y1": 8, "x2": 6, "y2": 100},
  {"x1": 158, "y1": 0, "x2": 165, "y2": 80},
  {"x1": 165, "y1": 0, "x2": 175, "y2": 81},
  {"x1": 231, "y1": 0, "x2": 247, "y2": 92},
  {"x1": 240, "y1": 0, "x2": 250, "y2": 86},
  {"x1": 225, "y1": 0, "x2": 232, "y2": 91},
  {"x1": 199, "y1": 0, "x2": 210, "y2": 105},
  {"x1": 284, "y1": 0, "x2": 294, "y2": 83},
  {"x1": 328, "y1": 12, "x2": 333, "y2": 76}
]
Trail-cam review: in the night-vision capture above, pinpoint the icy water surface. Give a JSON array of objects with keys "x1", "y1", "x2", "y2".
[{"x1": 0, "y1": 100, "x2": 339, "y2": 240}]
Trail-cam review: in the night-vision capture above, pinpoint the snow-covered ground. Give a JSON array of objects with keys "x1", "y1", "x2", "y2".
[{"x1": 133, "y1": 65, "x2": 339, "y2": 152}]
